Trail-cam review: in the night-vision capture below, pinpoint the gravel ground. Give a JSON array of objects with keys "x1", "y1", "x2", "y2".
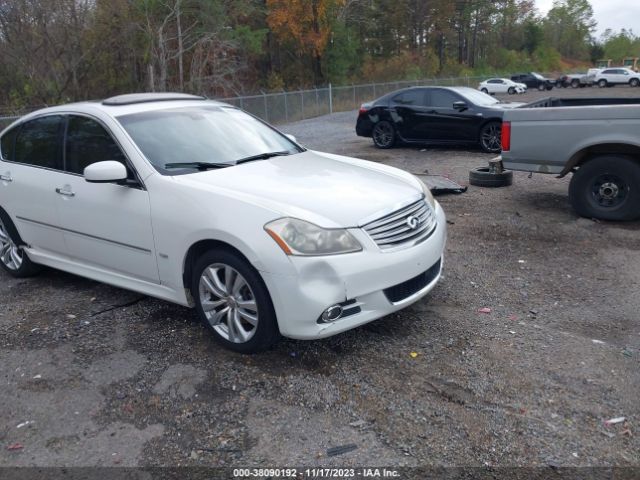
[{"x1": 0, "y1": 85, "x2": 639, "y2": 471}]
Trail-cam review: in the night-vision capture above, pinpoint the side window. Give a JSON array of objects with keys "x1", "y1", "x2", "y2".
[
  {"x1": 65, "y1": 116, "x2": 128, "y2": 175},
  {"x1": 392, "y1": 90, "x2": 425, "y2": 106},
  {"x1": 14, "y1": 116, "x2": 64, "y2": 169},
  {"x1": 0, "y1": 126, "x2": 18, "y2": 161},
  {"x1": 488, "y1": 79, "x2": 500, "y2": 84},
  {"x1": 429, "y1": 90, "x2": 460, "y2": 109}
]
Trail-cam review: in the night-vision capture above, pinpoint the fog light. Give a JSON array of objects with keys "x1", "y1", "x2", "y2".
[{"x1": 321, "y1": 305, "x2": 343, "y2": 322}]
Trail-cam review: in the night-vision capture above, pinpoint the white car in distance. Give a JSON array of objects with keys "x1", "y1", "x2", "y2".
[
  {"x1": 0, "y1": 93, "x2": 446, "y2": 353},
  {"x1": 478, "y1": 78, "x2": 526, "y2": 95},
  {"x1": 595, "y1": 68, "x2": 640, "y2": 87}
]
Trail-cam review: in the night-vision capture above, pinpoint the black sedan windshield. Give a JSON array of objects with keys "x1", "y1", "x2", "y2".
[{"x1": 117, "y1": 105, "x2": 301, "y2": 173}]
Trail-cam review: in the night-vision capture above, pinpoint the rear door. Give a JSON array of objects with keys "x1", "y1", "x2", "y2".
[
  {"x1": 388, "y1": 89, "x2": 431, "y2": 140},
  {"x1": 0, "y1": 115, "x2": 67, "y2": 255},
  {"x1": 55, "y1": 114, "x2": 159, "y2": 282}
]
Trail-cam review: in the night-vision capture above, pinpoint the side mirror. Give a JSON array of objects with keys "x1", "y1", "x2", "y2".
[
  {"x1": 285, "y1": 133, "x2": 298, "y2": 143},
  {"x1": 453, "y1": 101, "x2": 468, "y2": 111},
  {"x1": 84, "y1": 161, "x2": 127, "y2": 183}
]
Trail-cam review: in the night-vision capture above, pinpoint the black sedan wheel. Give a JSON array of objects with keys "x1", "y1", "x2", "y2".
[
  {"x1": 479, "y1": 122, "x2": 502, "y2": 153},
  {"x1": 372, "y1": 121, "x2": 396, "y2": 149},
  {"x1": 538, "y1": 84, "x2": 545, "y2": 91}
]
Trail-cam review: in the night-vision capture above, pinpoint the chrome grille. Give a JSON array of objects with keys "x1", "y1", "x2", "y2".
[{"x1": 363, "y1": 198, "x2": 436, "y2": 250}]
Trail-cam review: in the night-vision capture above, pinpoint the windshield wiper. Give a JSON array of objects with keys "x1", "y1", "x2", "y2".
[
  {"x1": 164, "y1": 162, "x2": 232, "y2": 171},
  {"x1": 235, "y1": 151, "x2": 290, "y2": 164}
]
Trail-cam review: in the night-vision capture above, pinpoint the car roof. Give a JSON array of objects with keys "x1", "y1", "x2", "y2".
[
  {"x1": 14, "y1": 93, "x2": 231, "y2": 123},
  {"x1": 380, "y1": 85, "x2": 480, "y2": 100}
]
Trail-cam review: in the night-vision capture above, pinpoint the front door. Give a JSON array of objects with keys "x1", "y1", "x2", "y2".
[{"x1": 55, "y1": 115, "x2": 159, "y2": 283}]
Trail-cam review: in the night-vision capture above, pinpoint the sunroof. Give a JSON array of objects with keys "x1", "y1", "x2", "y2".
[{"x1": 102, "y1": 93, "x2": 207, "y2": 106}]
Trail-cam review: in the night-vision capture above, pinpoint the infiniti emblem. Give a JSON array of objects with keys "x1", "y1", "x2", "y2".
[{"x1": 406, "y1": 215, "x2": 420, "y2": 230}]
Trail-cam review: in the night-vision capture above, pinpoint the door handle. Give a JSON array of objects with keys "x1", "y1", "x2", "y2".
[
  {"x1": 0, "y1": 174, "x2": 12, "y2": 182},
  {"x1": 55, "y1": 187, "x2": 75, "y2": 197}
]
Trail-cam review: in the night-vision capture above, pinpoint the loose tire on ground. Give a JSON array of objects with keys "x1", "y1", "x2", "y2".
[
  {"x1": 0, "y1": 210, "x2": 42, "y2": 278},
  {"x1": 469, "y1": 166, "x2": 513, "y2": 188},
  {"x1": 568, "y1": 155, "x2": 640, "y2": 221},
  {"x1": 371, "y1": 120, "x2": 396, "y2": 149},
  {"x1": 191, "y1": 249, "x2": 280, "y2": 353}
]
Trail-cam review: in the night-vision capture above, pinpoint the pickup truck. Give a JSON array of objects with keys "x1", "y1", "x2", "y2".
[{"x1": 498, "y1": 97, "x2": 640, "y2": 221}]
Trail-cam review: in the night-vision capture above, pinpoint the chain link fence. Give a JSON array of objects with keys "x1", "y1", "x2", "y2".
[{"x1": 0, "y1": 75, "x2": 498, "y2": 130}]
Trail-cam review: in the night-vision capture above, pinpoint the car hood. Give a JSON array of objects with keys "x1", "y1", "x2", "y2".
[
  {"x1": 487, "y1": 102, "x2": 526, "y2": 109},
  {"x1": 173, "y1": 150, "x2": 423, "y2": 228}
]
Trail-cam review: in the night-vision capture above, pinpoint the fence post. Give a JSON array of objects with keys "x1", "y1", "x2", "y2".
[
  {"x1": 315, "y1": 88, "x2": 319, "y2": 116},
  {"x1": 329, "y1": 83, "x2": 333, "y2": 114},
  {"x1": 283, "y1": 90, "x2": 288, "y2": 123},
  {"x1": 262, "y1": 91, "x2": 268, "y2": 122},
  {"x1": 352, "y1": 84, "x2": 356, "y2": 107},
  {"x1": 301, "y1": 90, "x2": 305, "y2": 119}
]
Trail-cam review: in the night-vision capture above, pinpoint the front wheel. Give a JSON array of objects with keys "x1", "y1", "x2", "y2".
[
  {"x1": 568, "y1": 155, "x2": 640, "y2": 221},
  {"x1": 538, "y1": 83, "x2": 545, "y2": 91},
  {"x1": 192, "y1": 249, "x2": 280, "y2": 353},
  {"x1": 508, "y1": 87, "x2": 515, "y2": 95},
  {"x1": 630, "y1": 78, "x2": 640, "y2": 87},
  {"x1": 479, "y1": 122, "x2": 502, "y2": 153},
  {"x1": 0, "y1": 212, "x2": 41, "y2": 278},
  {"x1": 372, "y1": 121, "x2": 396, "y2": 149}
]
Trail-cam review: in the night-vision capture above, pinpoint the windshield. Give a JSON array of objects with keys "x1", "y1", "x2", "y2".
[
  {"x1": 531, "y1": 72, "x2": 545, "y2": 80},
  {"x1": 117, "y1": 105, "x2": 302, "y2": 173},
  {"x1": 459, "y1": 89, "x2": 500, "y2": 106}
]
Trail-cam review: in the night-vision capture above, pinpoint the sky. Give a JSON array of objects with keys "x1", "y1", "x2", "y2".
[{"x1": 535, "y1": 0, "x2": 640, "y2": 38}]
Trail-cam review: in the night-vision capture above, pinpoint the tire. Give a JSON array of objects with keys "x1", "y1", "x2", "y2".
[
  {"x1": 469, "y1": 167, "x2": 513, "y2": 188},
  {"x1": 571, "y1": 79, "x2": 580, "y2": 88},
  {"x1": 481, "y1": 88, "x2": 489, "y2": 93},
  {"x1": 191, "y1": 249, "x2": 280, "y2": 353},
  {"x1": 508, "y1": 87, "x2": 515, "y2": 95},
  {"x1": 630, "y1": 78, "x2": 640, "y2": 87},
  {"x1": 568, "y1": 155, "x2": 640, "y2": 221},
  {"x1": 479, "y1": 121, "x2": 502, "y2": 153},
  {"x1": 538, "y1": 83, "x2": 545, "y2": 91},
  {"x1": 598, "y1": 79, "x2": 607, "y2": 88},
  {"x1": 371, "y1": 120, "x2": 396, "y2": 149},
  {"x1": 0, "y1": 211, "x2": 41, "y2": 278}
]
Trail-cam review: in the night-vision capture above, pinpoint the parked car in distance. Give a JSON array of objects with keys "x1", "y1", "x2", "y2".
[
  {"x1": 478, "y1": 78, "x2": 526, "y2": 95},
  {"x1": 0, "y1": 93, "x2": 447, "y2": 353},
  {"x1": 356, "y1": 86, "x2": 524, "y2": 153},
  {"x1": 510, "y1": 72, "x2": 555, "y2": 91},
  {"x1": 595, "y1": 68, "x2": 640, "y2": 87}
]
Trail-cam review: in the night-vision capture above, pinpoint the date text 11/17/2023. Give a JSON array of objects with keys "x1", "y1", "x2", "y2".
[{"x1": 232, "y1": 468, "x2": 401, "y2": 478}]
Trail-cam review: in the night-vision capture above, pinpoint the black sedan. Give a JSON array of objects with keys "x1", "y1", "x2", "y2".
[{"x1": 355, "y1": 86, "x2": 523, "y2": 153}]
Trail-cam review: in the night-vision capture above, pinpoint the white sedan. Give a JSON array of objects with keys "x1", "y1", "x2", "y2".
[
  {"x1": 478, "y1": 78, "x2": 526, "y2": 95},
  {"x1": 0, "y1": 93, "x2": 446, "y2": 353}
]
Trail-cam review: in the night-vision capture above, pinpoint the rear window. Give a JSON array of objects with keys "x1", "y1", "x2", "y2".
[{"x1": 14, "y1": 116, "x2": 64, "y2": 169}]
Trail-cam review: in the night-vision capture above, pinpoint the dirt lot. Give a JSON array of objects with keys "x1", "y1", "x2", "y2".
[{"x1": 1, "y1": 85, "x2": 639, "y2": 471}]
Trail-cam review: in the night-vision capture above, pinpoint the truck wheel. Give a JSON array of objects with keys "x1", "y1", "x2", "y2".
[
  {"x1": 598, "y1": 79, "x2": 607, "y2": 88},
  {"x1": 372, "y1": 121, "x2": 396, "y2": 149},
  {"x1": 571, "y1": 79, "x2": 580, "y2": 88},
  {"x1": 191, "y1": 249, "x2": 280, "y2": 353},
  {"x1": 630, "y1": 78, "x2": 640, "y2": 87},
  {"x1": 469, "y1": 166, "x2": 513, "y2": 188},
  {"x1": 568, "y1": 155, "x2": 640, "y2": 221},
  {"x1": 538, "y1": 84, "x2": 545, "y2": 91}
]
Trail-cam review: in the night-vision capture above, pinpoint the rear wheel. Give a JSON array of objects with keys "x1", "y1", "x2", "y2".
[
  {"x1": 538, "y1": 83, "x2": 545, "y2": 91},
  {"x1": 479, "y1": 122, "x2": 502, "y2": 153},
  {"x1": 0, "y1": 212, "x2": 41, "y2": 278},
  {"x1": 568, "y1": 155, "x2": 640, "y2": 221},
  {"x1": 630, "y1": 78, "x2": 640, "y2": 87},
  {"x1": 191, "y1": 249, "x2": 280, "y2": 353},
  {"x1": 481, "y1": 88, "x2": 489, "y2": 94},
  {"x1": 372, "y1": 121, "x2": 396, "y2": 149},
  {"x1": 598, "y1": 79, "x2": 608, "y2": 88}
]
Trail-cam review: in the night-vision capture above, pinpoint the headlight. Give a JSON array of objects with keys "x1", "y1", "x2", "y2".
[
  {"x1": 416, "y1": 177, "x2": 436, "y2": 209},
  {"x1": 264, "y1": 218, "x2": 362, "y2": 256}
]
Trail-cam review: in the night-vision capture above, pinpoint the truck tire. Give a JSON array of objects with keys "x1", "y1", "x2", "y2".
[
  {"x1": 469, "y1": 166, "x2": 513, "y2": 188},
  {"x1": 568, "y1": 155, "x2": 640, "y2": 221},
  {"x1": 630, "y1": 78, "x2": 640, "y2": 87}
]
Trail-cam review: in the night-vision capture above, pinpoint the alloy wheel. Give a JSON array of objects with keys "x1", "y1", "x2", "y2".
[
  {"x1": 372, "y1": 122, "x2": 394, "y2": 148},
  {"x1": 480, "y1": 123, "x2": 502, "y2": 152},
  {"x1": 0, "y1": 218, "x2": 22, "y2": 271},
  {"x1": 198, "y1": 263, "x2": 259, "y2": 343}
]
